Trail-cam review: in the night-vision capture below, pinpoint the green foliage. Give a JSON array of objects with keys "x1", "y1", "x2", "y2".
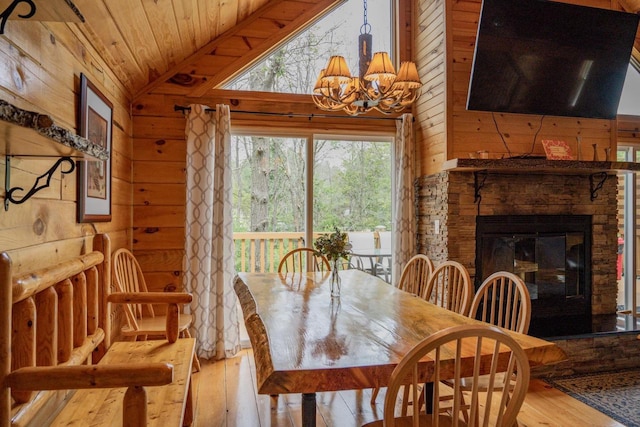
[
  {"x1": 231, "y1": 136, "x2": 391, "y2": 235},
  {"x1": 314, "y1": 227, "x2": 352, "y2": 261}
]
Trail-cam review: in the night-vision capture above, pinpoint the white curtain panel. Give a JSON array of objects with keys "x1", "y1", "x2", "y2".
[
  {"x1": 392, "y1": 113, "x2": 416, "y2": 287},
  {"x1": 183, "y1": 104, "x2": 241, "y2": 360}
]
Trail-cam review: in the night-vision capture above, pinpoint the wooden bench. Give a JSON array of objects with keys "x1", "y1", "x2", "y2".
[{"x1": 0, "y1": 234, "x2": 196, "y2": 427}]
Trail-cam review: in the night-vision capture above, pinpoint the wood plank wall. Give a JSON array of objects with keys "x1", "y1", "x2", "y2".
[
  {"x1": 131, "y1": 92, "x2": 396, "y2": 292},
  {"x1": 413, "y1": 0, "x2": 447, "y2": 176},
  {"x1": 127, "y1": 0, "x2": 412, "y2": 293},
  {"x1": 0, "y1": 20, "x2": 133, "y2": 272},
  {"x1": 414, "y1": 0, "x2": 640, "y2": 176}
]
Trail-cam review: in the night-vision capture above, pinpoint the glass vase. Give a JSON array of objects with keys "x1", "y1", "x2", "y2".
[{"x1": 330, "y1": 259, "x2": 341, "y2": 298}]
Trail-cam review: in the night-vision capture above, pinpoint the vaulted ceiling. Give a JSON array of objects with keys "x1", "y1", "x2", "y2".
[
  {"x1": 67, "y1": 0, "x2": 345, "y2": 100},
  {"x1": 26, "y1": 0, "x2": 640, "y2": 101}
]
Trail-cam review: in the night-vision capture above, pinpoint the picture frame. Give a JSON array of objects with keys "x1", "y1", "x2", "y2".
[
  {"x1": 77, "y1": 73, "x2": 112, "y2": 222},
  {"x1": 542, "y1": 139, "x2": 574, "y2": 160}
]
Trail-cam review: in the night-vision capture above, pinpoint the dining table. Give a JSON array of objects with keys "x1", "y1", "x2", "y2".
[{"x1": 233, "y1": 269, "x2": 566, "y2": 427}]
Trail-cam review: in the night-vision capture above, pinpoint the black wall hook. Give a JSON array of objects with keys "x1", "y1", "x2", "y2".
[
  {"x1": 0, "y1": 0, "x2": 36, "y2": 35},
  {"x1": 5, "y1": 156, "x2": 75, "y2": 210}
]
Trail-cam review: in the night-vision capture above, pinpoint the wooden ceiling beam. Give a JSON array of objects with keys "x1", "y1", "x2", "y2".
[
  {"x1": 134, "y1": 0, "x2": 346, "y2": 101},
  {"x1": 186, "y1": 0, "x2": 346, "y2": 97},
  {"x1": 618, "y1": 0, "x2": 640, "y2": 13}
]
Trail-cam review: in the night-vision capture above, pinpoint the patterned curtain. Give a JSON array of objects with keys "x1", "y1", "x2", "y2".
[
  {"x1": 392, "y1": 113, "x2": 416, "y2": 287},
  {"x1": 183, "y1": 104, "x2": 241, "y2": 360}
]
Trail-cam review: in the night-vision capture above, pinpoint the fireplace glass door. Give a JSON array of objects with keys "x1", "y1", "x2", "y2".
[
  {"x1": 480, "y1": 232, "x2": 585, "y2": 300},
  {"x1": 476, "y1": 215, "x2": 592, "y2": 337}
]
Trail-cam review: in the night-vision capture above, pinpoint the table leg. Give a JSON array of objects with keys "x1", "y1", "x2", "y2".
[
  {"x1": 424, "y1": 382, "x2": 434, "y2": 414},
  {"x1": 370, "y1": 258, "x2": 378, "y2": 276},
  {"x1": 302, "y1": 393, "x2": 316, "y2": 427}
]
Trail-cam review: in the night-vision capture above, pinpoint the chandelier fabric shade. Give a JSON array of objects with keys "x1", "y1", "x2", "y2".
[
  {"x1": 312, "y1": 0, "x2": 422, "y2": 116},
  {"x1": 365, "y1": 52, "x2": 396, "y2": 81}
]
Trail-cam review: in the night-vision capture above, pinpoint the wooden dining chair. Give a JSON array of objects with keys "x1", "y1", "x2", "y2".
[
  {"x1": 470, "y1": 271, "x2": 532, "y2": 333},
  {"x1": 278, "y1": 247, "x2": 331, "y2": 273},
  {"x1": 442, "y1": 271, "x2": 531, "y2": 422},
  {"x1": 397, "y1": 254, "x2": 434, "y2": 296},
  {"x1": 422, "y1": 260, "x2": 473, "y2": 316},
  {"x1": 111, "y1": 248, "x2": 200, "y2": 371},
  {"x1": 371, "y1": 253, "x2": 435, "y2": 404},
  {"x1": 362, "y1": 324, "x2": 531, "y2": 427},
  {"x1": 393, "y1": 260, "x2": 473, "y2": 415}
]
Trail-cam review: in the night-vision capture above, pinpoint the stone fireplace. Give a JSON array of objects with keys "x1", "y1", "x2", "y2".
[{"x1": 415, "y1": 159, "x2": 620, "y2": 338}]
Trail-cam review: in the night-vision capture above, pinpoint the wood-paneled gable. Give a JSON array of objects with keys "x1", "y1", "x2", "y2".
[
  {"x1": 138, "y1": 0, "x2": 347, "y2": 99},
  {"x1": 126, "y1": 2, "x2": 409, "y2": 289},
  {"x1": 2, "y1": 0, "x2": 639, "y2": 293},
  {"x1": 69, "y1": 0, "x2": 273, "y2": 96},
  {"x1": 414, "y1": 0, "x2": 640, "y2": 176}
]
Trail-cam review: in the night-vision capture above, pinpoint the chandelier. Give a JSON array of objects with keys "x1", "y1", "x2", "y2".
[{"x1": 312, "y1": 0, "x2": 422, "y2": 116}]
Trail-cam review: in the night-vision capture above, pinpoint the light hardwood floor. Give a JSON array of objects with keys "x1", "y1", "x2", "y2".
[{"x1": 192, "y1": 349, "x2": 626, "y2": 427}]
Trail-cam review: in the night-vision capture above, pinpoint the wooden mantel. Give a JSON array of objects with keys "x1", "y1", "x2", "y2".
[{"x1": 442, "y1": 158, "x2": 640, "y2": 175}]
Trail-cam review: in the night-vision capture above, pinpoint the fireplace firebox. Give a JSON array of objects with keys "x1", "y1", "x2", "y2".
[{"x1": 476, "y1": 215, "x2": 592, "y2": 337}]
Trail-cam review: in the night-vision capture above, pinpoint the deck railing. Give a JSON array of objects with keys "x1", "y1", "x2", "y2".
[
  {"x1": 233, "y1": 232, "x2": 312, "y2": 273},
  {"x1": 233, "y1": 231, "x2": 383, "y2": 273}
]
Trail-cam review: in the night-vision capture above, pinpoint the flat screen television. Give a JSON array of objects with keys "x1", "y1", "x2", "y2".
[{"x1": 466, "y1": 0, "x2": 639, "y2": 119}]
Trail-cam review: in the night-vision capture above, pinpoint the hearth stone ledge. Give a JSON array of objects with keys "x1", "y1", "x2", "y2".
[{"x1": 531, "y1": 325, "x2": 640, "y2": 378}]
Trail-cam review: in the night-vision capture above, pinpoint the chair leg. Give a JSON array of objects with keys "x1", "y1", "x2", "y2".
[
  {"x1": 192, "y1": 353, "x2": 201, "y2": 373},
  {"x1": 457, "y1": 389, "x2": 472, "y2": 424},
  {"x1": 182, "y1": 329, "x2": 201, "y2": 373},
  {"x1": 370, "y1": 387, "x2": 380, "y2": 404},
  {"x1": 435, "y1": 382, "x2": 470, "y2": 423}
]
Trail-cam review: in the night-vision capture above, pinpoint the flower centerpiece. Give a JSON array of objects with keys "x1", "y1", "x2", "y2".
[{"x1": 314, "y1": 227, "x2": 352, "y2": 298}]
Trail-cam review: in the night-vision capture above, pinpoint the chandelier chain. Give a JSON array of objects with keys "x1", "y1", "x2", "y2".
[{"x1": 361, "y1": 0, "x2": 370, "y2": 35}]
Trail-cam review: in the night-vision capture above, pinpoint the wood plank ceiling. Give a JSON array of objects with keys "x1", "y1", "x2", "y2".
[
  {"x1": 69, "y1": 0, "x2": 344, "y2": 100},
  {"x1": 24, "y1": 0, "x2": 640, "y2": 100}
]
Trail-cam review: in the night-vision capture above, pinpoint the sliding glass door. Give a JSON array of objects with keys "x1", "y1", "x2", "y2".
[{"x1": 230, "y1": 133, "x2": 393, "y2": 275}]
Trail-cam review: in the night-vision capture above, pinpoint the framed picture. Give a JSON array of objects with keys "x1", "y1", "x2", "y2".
[
  {"x1": 77, "y1": 73, "x2": 112, "y2": 222},
  {"x1": 542, "y1": 139, "x2": 574, "y2": 160}
]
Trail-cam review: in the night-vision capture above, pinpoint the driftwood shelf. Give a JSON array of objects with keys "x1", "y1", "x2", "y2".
[{"x1": 0, "y1": 99, "x2": 107, "y2": 160}]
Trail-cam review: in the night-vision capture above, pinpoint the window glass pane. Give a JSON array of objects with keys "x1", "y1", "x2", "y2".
[
  {"x1": 224, "y1": 0, "x2": 392, "y2": 94},
  {"x1": 231, "y1": 135, "x2": 307, "y2": 272},
  {"x1": 618, "y1": 63, "x2": 640, "y2": 115},
  {"x1": 313, "y1": 139, "x2": 392, "y2": 232},
  {"x1": 313, "y1": 138, "x2": 393, "y2": 277}
]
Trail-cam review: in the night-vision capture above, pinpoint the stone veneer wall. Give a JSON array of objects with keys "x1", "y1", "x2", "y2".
[
  {"x1": 415, "y1": 170, "x2": 619, "y2": 316},
  {"x1": 415, "y1": 170, "x2": 639, "y2": 375}
]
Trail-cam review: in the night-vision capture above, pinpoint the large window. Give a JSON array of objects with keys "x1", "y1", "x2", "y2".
[
  {"x1": 224, "y1": 0, "x2": 393, "y2": 95},
  {"x1": 619, "y1": 63, "x2": 640, "y2": 116},
  {"x1": 231, "y1": 133, "x2": 392, "y2": 274},
  {"x1": 617, "y1": 146, "x2": 640, "y2": 318}
]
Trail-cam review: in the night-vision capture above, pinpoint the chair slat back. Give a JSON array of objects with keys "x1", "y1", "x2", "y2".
[
  {"x1": 112, "y1": 249, "x2": 155, "y2": 328},
  {"x1": 422, "y1": 260, "x2": 472, "y2": 316},
  {"x1": 383, "y1": 324, "x2": 530, "y2": 427},
  {"x1": 470, "y1": 271, "x2": 531, "y2": 333},
  {"x1": 278, "y1": 248, "x2": 330, "y2": 273},
  {"x1": 398, "y1": 254, "x2": 434, "y2": 296}
]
